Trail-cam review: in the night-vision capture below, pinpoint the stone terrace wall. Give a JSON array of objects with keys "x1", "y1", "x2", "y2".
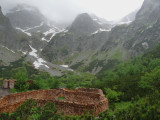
[{"x1": 0, "y1": 88, "x2": 109, "y2": 116}]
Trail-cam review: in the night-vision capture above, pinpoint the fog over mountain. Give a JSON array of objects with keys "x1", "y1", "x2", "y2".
[{"x1": 0, "y1": 0, "x2": 144, "y2": 24}]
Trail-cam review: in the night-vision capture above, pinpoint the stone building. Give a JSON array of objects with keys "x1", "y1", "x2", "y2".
[{"x1": 3, "y1": 79, "x2": 17, "y2": 89}]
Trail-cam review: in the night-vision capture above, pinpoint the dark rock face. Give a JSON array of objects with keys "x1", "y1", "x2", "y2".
[
  {"x1": 42, "y1": 31, "x2": 109, "y2": 63},
  {"x1": 0, "y1": 6, "x2": 16, "y2": 48},
  {"x1": 0, "y1": 6, "x2": 31, "y2": 65},
  {"x1": 6, "y1": 4, "x2": 46, "y2": 29},
  {"x1": 42, "y1": 13, "x2": 107, "y2": 63},
  {"x1": 6, "y1": 4, "x2": 62, "y2": 51},
  {"x1": 0, "y1": 6, "x2": 29, "y2": 51},
  {"x1": 69, "y1": 13, "x2": 101, "y2": 36},
  {"x1": 136, "y1": 0, "x2": 160, "y2": 25}
]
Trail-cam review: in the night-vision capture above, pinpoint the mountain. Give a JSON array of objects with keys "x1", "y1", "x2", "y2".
[
  {"x1": 41, "y1": 13, "x2": 112, "y2": 65},
  {"x1": 1, "y1": 0, "x2": 160, "y2": 75},
  {"x1": 69, "y1": 13, "x2": 104, "y2": 36},
  {"x1": 93, "y1": 0, "x2": 160, "y2": 72},
  {"x1": 42, "y1": 0, "x2": 160, "y2": 74},
  {"x1": 0, "y1": 6, "x2": 27, "y2": 51},
  {"x1": 6, "y1": 4, "x2": 47, "y2": 29},
  {"x1": 6, "y1": 4, "x2": 64, "y2": 44},
  {"x1": 0, "y1": 6, "x2": 31, "y2": 65},
  {"x1": 0, "y1": 5, "x2": 73, "y2": 76}
]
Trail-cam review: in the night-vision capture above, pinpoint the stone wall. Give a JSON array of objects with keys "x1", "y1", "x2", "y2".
[{"x1": 0, "y1": 88, "x2": 109, "y2": 116}]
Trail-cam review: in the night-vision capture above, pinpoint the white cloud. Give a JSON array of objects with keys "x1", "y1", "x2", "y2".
[
  {"x1": 76, "y1": 0, "x2": 144, "y2": 20},
  {"x1": 0, "y1": 0, "x2": 144, "y2": 23}
]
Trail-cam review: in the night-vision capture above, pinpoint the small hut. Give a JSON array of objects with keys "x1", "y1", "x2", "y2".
[{"x1": 3, "y1": 79, "x2": 17, "y2": 89}]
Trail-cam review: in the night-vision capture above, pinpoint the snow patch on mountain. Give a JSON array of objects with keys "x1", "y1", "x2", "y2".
[
  {"x1": 18, "y1": 50, "x2": 27, "y2": 55},
  {"x1": 92, "y1": 28, "x2": 111, "y2": 35},
  {"x1": 49, "y1": 29, "x2": 68, "y2": 40},
  {"x1": 93, "y1": 19, "x2": 98, "y2": 21},
  {"x1": 60, "y1": 65, "x2": 69, "y2": 68},
  {"x1": 25, "y1": 22, "x2": 44, "y2": 31},
  {"x1": 119, "y1": 20, "x2": 132, "y2": 25},
  {"x1": 142, "y1": 42, "x2": 149, "y2": 49},
  {"x1": 93, "y1": 18, "x2": 104, "y2": 25},
  {"x1": 60, "y1": 65, "x2": 74, "y2": 71},
  {"x1": 1, "y1": 45, "x2": 15, "y2": 53},
  {"x1": 43, "y1": 28, "x2": 56, "y2": 36},
  {"x1": 92, "y1": 30, "x2": 99, "y2": 35},
  {"x1": 33, "y1": 58, "x2": 49, "y2": 69},
  {"x1": 99, "y1": 28, "x2": 111, "y2": 31},
  {"x1": 29, "y1": 45, "x2": 38, "y2": 58},
  {"x1": 42, "y1": 28, "x2": 67, "y2": 42},
  {"x1": 16, "y1": 27, "x2": 32, "y2": 36},
  {"x1": 22, "y1": 51, "x2": 27, "y2": 55},
  {"x1": 29, "y1": 45, "x2": 49, "y2": 69},
  {"x1": 41, "y1": 37, "x2": 48, "y2": 42}
]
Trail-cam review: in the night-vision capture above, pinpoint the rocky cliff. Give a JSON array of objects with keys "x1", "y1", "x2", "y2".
[{"x1": 0, "y1": 6, "x2": 31, "y2": 65}]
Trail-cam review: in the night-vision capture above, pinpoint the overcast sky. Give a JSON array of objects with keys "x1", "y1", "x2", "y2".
[{"x1": 0, "y1": 0, "x2": 144, "y2": 23}]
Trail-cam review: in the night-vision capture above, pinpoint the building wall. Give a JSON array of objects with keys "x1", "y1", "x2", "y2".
[
  {"x1": 0, "y1": 88, "x2": 109, "y2": 116},
  {"x1": 3, "y1": 80, "x2": 16, "y2": 89},
  {"x1": 9, "y1": 82, "x2": 15, "y2": 89},
  {"x1": 3, "y1": 81, "x2": 9, "y2": 89}
]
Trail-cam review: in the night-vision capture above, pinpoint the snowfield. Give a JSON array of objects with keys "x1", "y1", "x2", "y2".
[
  {"x1": 1, "y1": 45, "x2": 15, "y2": 53},
  {"x1": 92, "y1": 28, "x2": 111, "y2": 35},
  {"x1": 29, "y1": 45, "x2": 49, "y2": 69},
  {"x1": 16, "y1": 27, "x2": 32, "y2": 36}
]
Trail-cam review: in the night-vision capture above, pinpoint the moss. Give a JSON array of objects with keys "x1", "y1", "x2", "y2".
[
  {"x1": 98, "y1": 59, "x2": 121, "y2": 75},
  {"x1": 70, "y1": 61, "x2": 84, "y2": 70},
  {"x1": 60, "y1": 46, "x2": 69, "y2": 56},
  {"x1": 115, "y1": 101, "x2": 132, "y2": 111},
  {"x1": 0, "y1": 78, "x2": 3, "y2": 86},
  {"x1": 65, "y1": 53, "x2": 79, "y2": 64},
  {"x1": 0, "y1": 58, "x2": 39, "y2": 79},
  {"x1": 58, "y1": 97, "x2": 65, "y2": 101},
  {"x1": 84, "y1": 59, "x2": 106, "y2": 72},
  {"x1": 111, "y1": 47, "x2": 123, "y2": 60}
]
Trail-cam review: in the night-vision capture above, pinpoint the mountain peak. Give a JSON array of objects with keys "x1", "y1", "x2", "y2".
[
  {"x1": 76, "y1": 13, "x2": 91, "y2": 19},
  {"x1": 69, "y1": 13, "x2": 101, "y2": 36},
  {"x1": 6, "y1": 4, "x2": 46, "y2": 29}
]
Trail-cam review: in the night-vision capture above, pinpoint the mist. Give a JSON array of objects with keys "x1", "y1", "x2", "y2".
[{"x1": 0, "y1": 0, "x2": 144, "y2": 23}]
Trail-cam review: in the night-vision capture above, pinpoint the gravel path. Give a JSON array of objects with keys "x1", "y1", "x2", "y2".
[{"x1": 0, "y1": 86, "x2": 10, "y2": 99}]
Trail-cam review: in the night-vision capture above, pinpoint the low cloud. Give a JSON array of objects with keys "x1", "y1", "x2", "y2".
[{"x1": 0, "y1": 0, "x2": 144, "y2": 23}]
